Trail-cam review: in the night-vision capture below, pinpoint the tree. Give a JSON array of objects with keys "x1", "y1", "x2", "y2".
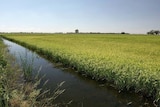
[
  {"x1": 121, "y1": 32, "x2": 125, "y2": 34},
  {"x1": 147, "y1": 31, "x2": 153, "y2": 35},
  {"x1": 147, "y1": 30, "x2": 160, "y2": 35},
  {"x1": 75, "y1": 29, "x2": 79, "y2": 33},
  {"x1": 154, "y1": 30, "x2": 160, "y2": 35}
]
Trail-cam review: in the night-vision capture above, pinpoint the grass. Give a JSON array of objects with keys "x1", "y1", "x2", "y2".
[
  {"x1": 0, "y1": 37, "x2": 66, "y2": 107},
  {"x1": 19, "y1": 53, "x2": 34, "y2": 82},
  {"x1": 1, "y1": 33, "x2": 160, "y2": 104},
  {"x1": 0, "y1": 38, "x2": 9, "y2": 107}
]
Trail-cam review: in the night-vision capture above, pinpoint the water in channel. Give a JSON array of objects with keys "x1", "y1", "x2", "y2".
[{"x1": 3, "y1": 39, "x2": 154, "y2": 107}]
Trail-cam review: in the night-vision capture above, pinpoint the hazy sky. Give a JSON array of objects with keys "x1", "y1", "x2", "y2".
[{"x1": 0, "y1": 0, "x2": 160, "y2": 34}]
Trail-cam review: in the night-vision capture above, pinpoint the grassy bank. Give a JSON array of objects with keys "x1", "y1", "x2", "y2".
[
  {"x1": 0, "y1": 38, "x2": 22, "y2": 107},
  {"x1": 1, "y1": 33, "x2": 160, "y2": 103},
  {"x1": 0, "y1": 37, "x2": 65, "y2": 107},
  {"x1": 0, "y1": 37, "x2": 8, "y2": 107}
]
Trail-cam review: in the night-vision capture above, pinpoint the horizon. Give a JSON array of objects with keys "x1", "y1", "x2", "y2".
[
  {"x1": 0, "y1": 0, "x2": 160, "y2": 34},
  {"x1": 0, "y1": 31, "x2": 140, "y2": 34}
]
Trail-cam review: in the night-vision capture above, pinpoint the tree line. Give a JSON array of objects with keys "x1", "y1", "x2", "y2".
[{"x1": 147, "y1": 30, "x2": 160, "y2": 35}]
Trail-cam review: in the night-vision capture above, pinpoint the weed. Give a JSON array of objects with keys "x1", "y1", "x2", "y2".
[{"x1": 0, "y1": 37, "x2": 67, "y2": 107}]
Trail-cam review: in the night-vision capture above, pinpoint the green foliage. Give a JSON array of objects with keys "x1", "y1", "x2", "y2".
[
  {"x1": 1, "y1": 33, "x2": 160, "y2": 103},
  {"x1": 147, "y1": 30, "x2": 160, "y2": 35},
  {"x1": 20, "y1": 53, "x2": 34, "y2": 81},
  {"x1": 0, "y1": 39, "x2": 9, "y2": 107},
  {"x1": 0, "y1": 37, "x2": 66, "y2": 107}
]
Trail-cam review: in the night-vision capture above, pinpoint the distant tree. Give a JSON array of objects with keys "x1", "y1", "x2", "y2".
[
  {"x1": 121, "y1": 32, "x2": 125, "y2": 34},
  {"x1": 147, "y1": 32, "x2": 150, "y2": 35},
  {"x1": 147, "y1": 30, "x2": 160, "y2": 35},
  {"x1": 154, "y1": 30, "x2": 160, "y2": 35},
  {"x1": 75, "y1": 29, "x2": 79, "y2": 33},
  {"x1": 147, "y1": 31, "x2": 153, "y2": 35},
  {"x1": 150, "y1": 30, "x2": 155, "y2": 35}
]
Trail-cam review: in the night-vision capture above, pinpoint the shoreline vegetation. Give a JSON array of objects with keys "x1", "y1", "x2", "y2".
[
  {"x1": 0, "y1": 33, "x2": 160, "y2": 106},
  {"x1": 0, "y1": 37, "x2": 66, "y2": 107}
]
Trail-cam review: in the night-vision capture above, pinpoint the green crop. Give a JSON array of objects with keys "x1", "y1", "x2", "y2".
[{"x1": 1, "y1": 33, "x2": 160, "y2": 103}]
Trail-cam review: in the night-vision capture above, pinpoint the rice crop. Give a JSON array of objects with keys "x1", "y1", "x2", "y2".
[{"x1": 1, "y1": 33, "x2": 160, "y2": 103}]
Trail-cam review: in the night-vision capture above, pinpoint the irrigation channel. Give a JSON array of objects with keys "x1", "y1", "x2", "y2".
[{"x1": 3, "y1": 39, "x2": 154, "y2": 107}]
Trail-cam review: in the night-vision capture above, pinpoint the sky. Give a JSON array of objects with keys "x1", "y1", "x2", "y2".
[{"x1": 0, "y1": 0, "x2": 160, "y2": 34}]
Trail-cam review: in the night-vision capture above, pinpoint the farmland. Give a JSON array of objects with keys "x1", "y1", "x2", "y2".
[{"x1": 1, "y1": 33, "x2": 160, "y2": 102}]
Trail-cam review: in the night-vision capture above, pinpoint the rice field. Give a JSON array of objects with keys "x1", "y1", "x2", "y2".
[{"x1": 1, "y1": 33, "x2": 160, "y2": 102}]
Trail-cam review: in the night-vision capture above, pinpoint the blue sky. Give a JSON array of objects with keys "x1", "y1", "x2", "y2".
[{"x1": 0, "y1": 0, "x2": 160, "y2": 34}]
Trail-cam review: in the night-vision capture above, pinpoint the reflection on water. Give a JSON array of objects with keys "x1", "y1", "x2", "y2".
[{"x1": 3, "y1": 39, "x2": 154, "y2": 107}]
